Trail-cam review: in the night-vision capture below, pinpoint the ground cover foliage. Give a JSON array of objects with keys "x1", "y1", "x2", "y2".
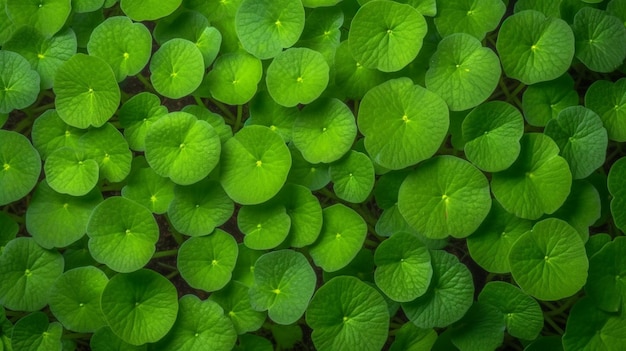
[{"x1": 1, "y1": 0, "x2": 626, "y2": 350}]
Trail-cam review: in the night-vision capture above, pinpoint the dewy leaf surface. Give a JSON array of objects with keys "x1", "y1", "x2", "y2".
[
  {"x1": 306, "y1": 276, "x2": 389, "y2": 351},
  {"x1": 358, "y1": 77, "x2": 449, "y2": 170}
]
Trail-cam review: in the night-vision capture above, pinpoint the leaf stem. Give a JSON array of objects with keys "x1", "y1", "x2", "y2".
[
  {"x1": 152, "y1": 249, "x2": 178, "y2": 259},
  {"x1": 543, "y1": 313, "x2": 565, "y2": 335},
  {"x1": 209, "y1": 98, "x2": 236, "y2": 123},
  {"x1": 135, "y1": 73, "x2": 155, "y2": 93},
  {"x1": 234, "y1": 104, "x2": 244, "y2": 132}
]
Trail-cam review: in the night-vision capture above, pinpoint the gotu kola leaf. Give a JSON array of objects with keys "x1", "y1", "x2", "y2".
[
  {"x1": 149, "y1": 38, "x2": 204, "y2": 99},
  {"x1": 585, "y1": 236, "x2": 626, "y2": 313},
  {"x1": 0, "y1": 50, "x2": 40, "y2": 114},
  {"x1": 434, "y1": 0, "x2": 506, "y2": 40},
  {"x1": 0, "y1": 129, "x2": 42, "y2": 206},
  {"x1": 585, "y1": 78, "x2": 626, "y2": 142},
  {"x1": 10, "y1": 311, "x2": 63, "y2": 351},
  {"x1": 562, "y1": 297, "x2": 626, "y2": 351},
  {"x1": 572, "y1": 7, "x2": 626, "y2": 73}
]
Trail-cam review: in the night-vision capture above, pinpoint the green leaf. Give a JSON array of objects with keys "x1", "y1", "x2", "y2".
[
  {"x1": 491, "y1": 133, "x2": 572, "y2": 220},
  {"x1": 238, "y1": 203, "x2": 291, "y2": 250},
  {"x1": 401, "y1": 250, "x2": 474, "y2": 328},
  {"x1": 466, "y1": 202, "x2": 533, "y2": 274},
  {"x1": 209, "y1": 281, "x2": 266, "y2": 334},
  {"x1": 0, "y1": 211, "x2": 18, "y2": 249},
  {"x1": 449, "y1": 302, "x2": 505, "y2": 351},
  {"x1": 462, "y1": 101, "x2": 524, "y2": 172},
  {"x1": 233, "y1": 334, "x2": 273, "y2": 351},
  {"x1": 86, "y1": 196, "x2": 159, "y2": 273},
  {"x1": 182, "y1": 105, "x2": 232, "y2": 144},
  {"x1": 150, "y1": 38, "x2": 205, "y2": 99},
  {"x1": 296, "y1": 6, "x2": 343, "y2": 63},
  {"x1": 26, "y1": 181, "x2": 103, "y2": 249},
  {"x1": 0, "y1": 237, "x2": 64, "y2": 311},
  {"x1": 496, "y1": 10, "x2": 575, "y2": 84},
  {"x1": 586, "y1": 236, "x2": 626, "y2": 312},
  {"x1": 286, "y1": 144, "x2": 331, "y2": 191},
  {"x1": 118, "y1": 92, "x2": 168, "y2": 152},
  {"x1": 357, "y1": 78, "x2": 449, "y2": 170},
  {"x1": 562, "y1": 297, "x2": 626, "y2": 351},
  {"x1": 235, "y1": 0, "x2": 305, "y2": 59},
  {"x1": 478, "y1": 281, "x2": 543, "y2": 340},
  {"x1": 87, "y1": 16, "x2": 152, "y2": 81},
  {"x1": 72, "y1": 0, "x2": 104, "y2": 13},
  {"x1": 292, "y1": 98, "x2": 357, "y2": 164},
  {"x1": 6, "y1": 0, "x2": 71, "y2": 37},
  {"x1": 572, "y1": 7, "x2": 626, "y2": 73},
  {"x1": 44, "y1": 147, "x2": 99, "y2": 196},
  {"x1": 3, "y1": 27, "x2": 76, "y2": 90},
  {"x1": 389, "y1": 323, "x2": 438, "y2": 351},
  {"x1": 309, "y1": 204, "x2": 367, "y2": 272},
  {"x1": 177, "y1": 229, "x2": 238, "y2": 292},
  {"x1": 348, "y1": 1, "x2": 427, "y2": 72},
  {"x1": 332, "y1": 40, "x2": 387, "y2": 100},
  {"x1": 120, "y1": 0, "x2": 182, "y2": 21},
  {"x1": 274, "y1": 183, "x2": 323, "y2": 247},
  {"x1": 121, "y1": 162, "x2": 175, "y2": 214},
  {"x1": 10, "y1": 312, "x2": 63, "y2": 351},
  {"x1": 247, "y1": 91, "x2": 298, "y2": 143},
  {"x1": 90, "y1": 327, "x2": 147, "y2": 351},
  {"x1": 0, "y1": 50, "x2": 40, "y2": 114},
  {"x1": 31, "y1": 109, "x2": 87, "y2": 160},
  {"x1": 155, "y1": 295, "x2": 237, "y2": 351},
  {"x1": 0, "y1": 130, "x2": 42, "y2": 206},
  {"x1": 249, "y1": 250, "x2": 316, "y2": 325},
  {"x1": 306, "y1": 276, "x2": 389, "y2": 351},
  {"x1": 329, "y1": 150, "x2": 374, "y2": 203},
  {"x1": 265, "y1": 47, "x2": 329, "y2": 107},
  {"x1": 219, "y1": 125, "x2": 292, "y2": 205},
  {"x1": 586, "y1": 233, "x2": 612, "y2": 259},
  {"x1": 609, "y1": 157, "x2": 626, "y2": 234},
  {"x1": 54, "y1": 53, "x2": 120, "y2": 128},
  {"x1": 206, "y1": 50, "x2": 263, "y2": 105},
  {"x1": 585, "y1": 78, "x2": 626, "y2": 142},
  {"x1": 398, "y1": 156, "x2": 491, "y2": 239},
  {"x1": 425, "y1": 33, "x2": 501, "y2": 111},
  {"x1": 79, "y1": 123, "x2": 132, "y2": 183},
  {"x1": 231, "y1": 244, "x2": 264, "y2": 287},
  {"x1": 508, "y1": 218, "x2": 588, "y2": 301},
  {"x1": 101, "y1": 269, "x2": 179, "y2": 345},
  {"x1": 521, "y1": 74, "x2": 579, "y2": 127},
  {"x1": 48, "y1": 266, "x2": 108, "y2": 332},
  {"x1": 514, "y1": 0, "x2": 561, "y2": 17},
  {"x1": 145, "y1": 111, "x2": 221, "y2": 185},
  {"x1": 434, "y1": 0, "x2": 506, "y2": 40},
  {"x1": 374, "y1": 232, "x2": 433, "y2": 302}
]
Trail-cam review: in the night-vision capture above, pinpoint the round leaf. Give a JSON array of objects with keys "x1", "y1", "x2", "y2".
[
  {"x1": 434, "y1": 0, "x2": 506, "y2": 40},
  {"x1": 609, "y1": 157, "x2": 626, "y2": 233},
  {"x1": 248, "y1": 91, "x2": 299, "y2": 143},
  {"x1": 448, "y1": 302, "x2": 505, "y2": 351},
  {"x1": 6, "y1": 0, "x2": 71, "y2": 37},
  {"x1": 90, "y1": 327, "x2": 147, "y2": 351},
  {"x1": 0, "y1": 50, "x2": 40, "y2": 114},
  {"x1": 0, "y1": 130, "x2": 42, "y2": 206},
  {"x1": 562, "y1": 297, "x2": 626, "y2": 351},
  {"x1": 150, "y1": 38, "x2": 204, "y2": 99},
  {"x1": 509, "y1": 218, "x2": 588, "y2": 301},
  {"x1": 118, "y1": 92, "x2": 168, "y2": 151},
  {"x1": 79, "y1": 123, "x2": 132, "y2": 183},
  {"x1": 209, "y1": 281, "x2": 267, "y2": 334},
  {"x1": 31, "y1": 109, "x2": 87, "y2": 159},
  {"x1": 585, "y1": 78, "x2": 626, "y2": 142},
  {"x1": 333, "y1": 40, "x2": 387, "y2": 100},
  {"x1": 238, "y1": 203, "x2": 291, "y2": 250},
  {"x1": 121, "y1": 162, "x2": 175, "y2": 214},
  {"x1": 306, "y1": 276, "x2": 389, "y2": 351},
  {"x1": 329, "y1": 150, "x2": 375, "y2": 203},
  {"x1": 572, "y1": 7, "x2": 626, "y2": 73},
  {"x1": 100, "y1": 269, "x2": 179, "y2": 345},
  {"x1": 522, "y1": 73, "x2": 579, "y2": 127},
  {"x1": 10, "y1": 312, "x2": 63, "y2": 351},
  {"x1": 206, "y1": 51, "x2": 262, "y2": 105},
  {"x1": 274, "y1": 183, "x2": 323, "y2": 248},
  {"x1": 120, "y1": 0, "x2": 182, "y2": 21},
  {"x1": 44, "y1": 147, "x2": 99, "y2": 197},
  {"x1": 586, "y1": 236, "x2": 626, "y2": 312}
]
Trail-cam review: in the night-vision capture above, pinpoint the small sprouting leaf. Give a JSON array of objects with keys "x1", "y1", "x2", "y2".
[
  {"x1": 309, "y1": 204, "x2": 367, "y2": 272},
  {"x1": 31, "y1": 109, "x2": 87, "y2": 159},
  {"x1": 156, "y1": 295, "x2": 237, "y2": 351},
  {"x1": 120, "y1": 0, "x2": 182, "y2": 21},
  {"x1": 585, "y1": 78, "x2": 626, "y2": 142},
  {"x1": 144, "y1": 111, "x2": 221, "y2": 185},
  {"x1": 0, "y1": 50, "x2": 40, "y2": 114},
  {"x1": 206, "y1": 51, "x2": 262, "y2": 105},
  {"x1": 357, "y1": 78, "x2": 449, "y2": 170},
  {"x1": 86, "y1": 196, "x2": 159, "y2": 273},
  {"x1": 238, "y1": 203, "x2": 291, "y2": 250},
  {"x1": 478, "y1": 281, "x2": 543, "y2": 340},
  {"x1": 48, "y1": 266, "x2": 108, "y2": 333},
  {"x1": 434, "y1": 0, "x2": 506, "y2": 40},
  {"x1": 118, "y1": 92, "x2": 168, "y2": 152},
  {"x1": 177, "y1": 229, "x2": 238, "y2": 292},
  {"x1": 562, "y1": 297, "x2": 626, "y2": 351},
  {"x1": 521, "y1": 74, "x2": 579, "y2": 127},
  {"x1": 374, "y1": 232, "x2": 433, "y2": 302},
  {"x1": 10, "y1": 312, "x2": 63, "y2": 351},
  {"x1": 121, "y1": 162, "x2": 175, "y2": 214},
  {"x1": 6, "y1": 0, "x2": 71, "y2": 37},
  {"x1": 292, "y1": 98, "x2": 357, "y2": 164},
  {"x1": 44, "y1": 147, "x2": 99, "y2": 197},
  {"x1": 150, "y1": 38, "x2": 205, "y2": 99},
  {"x1": 508, "y1": 218, "x2": 588, "y2": 301},
  {"x1": 79, "y1": 123, "x2": 132, "y2": 183},
  {"x1": 249, "y1": 250, "x2": 316, "y2": 325},
  {"x1": 402, "y1": 250, "x2": 474, "y2": 328},
  {"x1": 168, "y1": 179, "x2": 233, "y2": 237},
  {"x1": 235, "y1": 0, "x2": 305, "y2": 59},
  {"x1": 466, "y1": 202, "x2": 533, "y2": 274},
  {"x1": 209, "y1": 281, "x2": 266, "y2": 334},
  {"x1": 0, "y1": 130, "x2": 42, "y2": 206},
  {"x1": 26, "y1": 181, "x2": 103, "y2": 249},
  {"x1": 219, "y1": 125, "x2": 292, "y2": 205},
  {"x1": 572, "y1": 7, "x2": 626, "y2": 73},
  {"x1": 306, "y1": 276, "x2": 389, "y2": 351},
  {"x1": 462, "y1": 101, "x2": 524, "y2": 172},
  {"x1": 586, "y1": 236, "x2": 626, "y2": 312},
  {"x1": 398, "y1": 156, "x2": 491, "y2": 239},
  {"x1": 329, "y1": 150, "x2": 375, "y2": 203},
  {"x1": 265, "y1": 47, "x2": 329, "y2": 107},
  {"x1": 54, "y1": 53, "x2": 120, "y2": 128},
  {"x1": 87, "y1": 16, "x2": 152, "y2": 82},
  {"x1": 349, "y1": 1, "x2": 427, "y2": 72},
  {"x1": 0, "y1": 237, "x2": 64, "y2": 311},
  {"x1": 496, "y1": 10, "x2": 575, "y2": 84},
  {"x1": 544, "y1": 106, "x2": 608, "y2": 179},
  {"x1": 101, "y1": 269, "x2": 179, "y2": 345},
  {"x1": 425, "y1": 33, "x2": 501, "y2": 111},
  {"x1": 491, "y1": 133, "x2": 572, "y2": 220},
  {"x1": 3, "y1": 27, "x2": 76, "y2": 90}
]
